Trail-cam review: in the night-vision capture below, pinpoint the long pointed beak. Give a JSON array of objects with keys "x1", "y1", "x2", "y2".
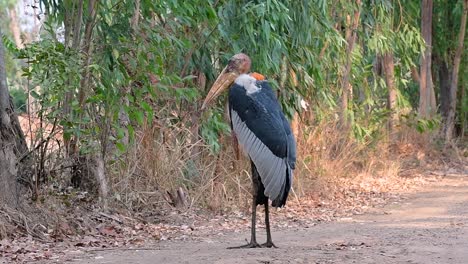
[{"x1": 201, "y1": 66, "x2": 238, "y2": 110}]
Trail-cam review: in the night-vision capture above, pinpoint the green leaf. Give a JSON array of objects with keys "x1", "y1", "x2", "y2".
[
  {"x1": 134, "y1": 110, "x2": 144, "y2": 125},
  {"x1": 116, "y1": 142, "x2": 126, "y2": 152},
  {"x1": 30, "y1": 90, "x2": 41, "y2": 99}
]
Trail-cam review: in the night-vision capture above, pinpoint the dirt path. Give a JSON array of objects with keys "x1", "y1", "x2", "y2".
[{"x1": 70, "y1": 175, "x2": 468, "y2": 264}]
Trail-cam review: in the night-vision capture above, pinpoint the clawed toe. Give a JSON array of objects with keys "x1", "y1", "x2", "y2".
[
  {"x1": 227, "y1": 241, "x2": 262, "y2": 249},
  {"x1": 261, "y1": 241, "x2": 278, "y2": 248},
  {"x1": 228, "y1": 241, "x2": 277, "y2": 249}
]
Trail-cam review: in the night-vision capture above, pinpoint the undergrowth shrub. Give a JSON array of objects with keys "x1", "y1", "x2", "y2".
[{"x1": 106, "y1": 113, "x2": 410, "y2": 213}]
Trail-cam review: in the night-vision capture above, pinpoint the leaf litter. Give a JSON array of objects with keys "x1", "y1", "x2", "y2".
[{"x1": 0, "y1": 169, "x2": 442, "y2": 264}]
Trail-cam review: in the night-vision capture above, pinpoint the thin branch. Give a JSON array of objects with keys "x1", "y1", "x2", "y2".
[{"x1": 17, "y1": 119, "x2": 59, "y2": 163}]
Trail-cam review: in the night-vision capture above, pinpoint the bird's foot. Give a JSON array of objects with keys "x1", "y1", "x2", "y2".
[
  {"x1": 227, "y1": 241, "x2": 262, "y2": 249},
  {"x1": 261, "y1": 241, "x2": 278, "y2": 248}
]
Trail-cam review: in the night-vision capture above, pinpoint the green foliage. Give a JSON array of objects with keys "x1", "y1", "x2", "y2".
[
  {"x1": 401, "y1": 113, "x2": 441, "y2": 133},
  {"x1": 0, "y1": 0, "x2": 17, "y2": 9},
  {"x1": 201, "y1": 109, "x2": 231, "y2": 153},
  {"x1": 17, "y1": 39, "x2": 82, "y2": 131},
  {"x1": 7, "y1": 0, "x2": 436, "y2": 155},
  {"x1": 9, "y1": 88, "x2": 27, "y2": 113}
]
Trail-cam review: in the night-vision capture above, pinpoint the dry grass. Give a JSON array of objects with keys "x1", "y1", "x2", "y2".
[
  {"x1": 293, "y1": 119, "x2": 401, "y2": 201},
  {"x1": 16, "y1": 110, "x2": 460, "y2": 217},
  {"x1": 4, "y1": 110, "x2": 464, "y2": 254},
  {"x1": 107, "y1": 121, "x2": 247, "y2": 212},
  {"x1": 106, "y1": 116, "x2": 427, "y2": 215}
]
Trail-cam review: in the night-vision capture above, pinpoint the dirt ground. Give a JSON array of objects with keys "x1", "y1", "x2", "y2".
[{"x1": 66, "y1": 174, "x2": 468, "y2": 264}]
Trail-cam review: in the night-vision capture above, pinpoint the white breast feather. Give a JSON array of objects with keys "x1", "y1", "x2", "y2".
[{"x1": 234, "y1": 74, "x2": 261, "y2": 94}]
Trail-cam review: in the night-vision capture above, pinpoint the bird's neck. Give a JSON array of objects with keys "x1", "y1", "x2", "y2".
[{"x1": 235, "y1": 74, "x2": 261, "y2": 95}]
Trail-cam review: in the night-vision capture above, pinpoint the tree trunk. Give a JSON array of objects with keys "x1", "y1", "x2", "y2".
[
  {"x1": 0, "y1": 29, "x2": 28, "y2": 208},
  {"x1": 339, "y1": 0, "x2": 361, "y2": 126},
  {"x1": 63, "y1": 0, "x2": 84, "y2": 156},
  {"x1": 8, "y1": 6, "x2": 24, "y2": 49},
  {"x1": 72, "y1": 0, "x2": 84, "y2": 50},
  {"x1": 382, "y1": 52, "x2": 397, "y2": 131},
  {"x1": 460, "y1": 82, "x2": 466, "y2": 138},
  {"x1": 75, "y1": 0, "x2": 109, "y2": 208},
  {"x1": 419, "y1": 0, "x2": 437, "y2": 118},
  {"x1": 131, "y1": 0, "x2": 141, "y2": 30},
  {"x1": 437, "y1": 58, "x2": 450, "y2": 119},
  {"x1": 92, "y1": 153, "x2": 108, "y2": 210},
  {"x1": 411, "y1": 67, "x2": 420, "y2": 83},
  {"x1": 77, "y1": 0, "x2": 97, "y2": 107},
  {"x1": 444, "y1": 0, "x2": 468, "y2": 141}
]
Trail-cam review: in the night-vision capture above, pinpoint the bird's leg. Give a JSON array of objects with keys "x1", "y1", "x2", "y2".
[
  {"x1": 262, "y1": 202, "x2": 277, "y2": 248},
  {"x1": 227, "y1": 193, "x2": 261, "y2": 249},
  {"x1": 248, "y1": 194, "x2": 260, "y2": 246},
  {"x1": 228, "y1": 162, "x2": 261, "y2": 249}
]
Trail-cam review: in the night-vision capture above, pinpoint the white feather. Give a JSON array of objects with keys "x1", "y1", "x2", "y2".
[
  {"x1": 231, "y1": 110, "x2": 287, "y2": 200},
  {"x1": 234, "y1": 74, "x2": 261, "y2": 94}
]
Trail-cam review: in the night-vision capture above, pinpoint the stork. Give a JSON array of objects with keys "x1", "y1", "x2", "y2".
[{"x1": 202, "y1": 53, "x2": 296, "y2": 248}]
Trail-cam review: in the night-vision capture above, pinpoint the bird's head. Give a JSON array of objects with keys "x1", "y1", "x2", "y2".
[{"x1": 202, "y1": 53, "x2": 263, "y2": 109}]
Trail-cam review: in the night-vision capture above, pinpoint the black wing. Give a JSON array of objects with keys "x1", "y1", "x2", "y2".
[
  {"x1": 258, "y1": 81, "x2": 296, "y2": 170},
  {"x1": 229, "y1": 81, "x2": 296, "y2": 203}
]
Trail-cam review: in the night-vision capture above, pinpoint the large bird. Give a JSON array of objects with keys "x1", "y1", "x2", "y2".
[{"x1": 202, "y1": 53, "x2": 296, "y2": 248}]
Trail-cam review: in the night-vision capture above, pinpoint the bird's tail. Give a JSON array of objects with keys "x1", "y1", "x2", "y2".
[{"x1": 271, "y1": 166, "x2": 292, "y2": 208}]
